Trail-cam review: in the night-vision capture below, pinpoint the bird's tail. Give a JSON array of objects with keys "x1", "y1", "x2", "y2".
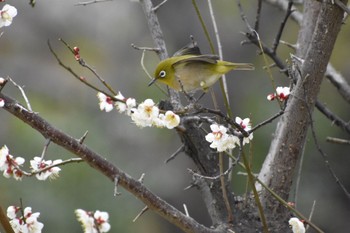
[{"x1": 229, "y1": 62, "x2": 255, "y2": 71}]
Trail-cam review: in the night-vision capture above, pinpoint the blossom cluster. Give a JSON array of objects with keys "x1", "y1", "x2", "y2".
[
  {"x1": 75, "y1": 209, "x2": 111, "y2": 233},
  {"x1": 267, "y1": 86, "x2": 291, "y2": 101},
  {"x1": 289, "y1": 217, "x2": 305, "y2": 233},
  {"x1": 205, "y1": 117, "x2": 253, "y2": 152},
  {"x1": 7, "y1": 206, "x2": 44, "y2": 233},
  {"x1": 30, "y1": 156, "x2": 62, "y2": 181},
  {"x1": 0, "y1": 145, "x2": 25, "y2": 180},
  {"x1": 97, "y1": 92, "x2": 180, "y2": 129},
  {"x1": 0, "y1": 145, "x2": 62, "y2": 181},
  {"x1": 0, "y1": 4, "x2": 17, "y2": 28}
]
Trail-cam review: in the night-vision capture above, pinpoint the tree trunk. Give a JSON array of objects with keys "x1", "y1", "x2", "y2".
[{"x1": 258, "y1": 1, "x2": 346, "y2": 230}]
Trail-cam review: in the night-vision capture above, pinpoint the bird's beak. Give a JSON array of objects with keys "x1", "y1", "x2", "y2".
[{"x1": 148, "y1": 78, "x2": 157, "y2": 87}]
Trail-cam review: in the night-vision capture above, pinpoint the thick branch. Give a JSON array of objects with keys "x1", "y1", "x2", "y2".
[
  {"x1": 258, "y1": 0, "x2": 346, "y2": 224},
  {"x1": 0, "y1": 93, "x2": 219, "y2": 233}
]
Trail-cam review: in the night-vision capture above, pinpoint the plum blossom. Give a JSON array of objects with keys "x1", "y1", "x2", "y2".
[
  {"x1": 7, "y1": 206, "x2": 44, "y2": 233},
  {"x1": 97, "y1": 92, "x2": 114, "y2": 112},
  {"x1": 30, "y1": 157, "x2": 62, "y2": 181},
  {"x1": 96, "y1": 94, "x2": 180, "y2": 129},
  {"x1": 235, "y1": 117, "x2": 253, "y2": 145},
  {"x1": 205, "y1": 124, "x2": 239, "y2": 152},
  {"x1": 289, "y1": 217, "x2": 305, "y2": 233},
  {"x1": 114, "y1": 92, "x2": 136, "y2": 115},
  {"x1": 75, "y1": 209, "x2": 110, "y2": 233},
  {"x1": 130, "y1": 99, "x2": 159, "y2": 127},
  {"x1": 0, "y1": 145, "x2": 25, "y2": 180},
  {"x1": 267, "y1": 86, "x2": 291, "y2": 101},
  {"x1": 0, "y1": 4, "x2": 17, "y2": 28},
  {"x1": 0, "y1": 98, "x2": 4, "y2": 107},
  {"x1": 162, "y1": 111, "x2": 181, "y2": 129}
]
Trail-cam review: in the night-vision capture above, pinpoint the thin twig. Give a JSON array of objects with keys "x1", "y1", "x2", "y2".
[
  {"x1": 334, "y1": 0, "x2": 350, "y2": 15},
  {"x1": 240, "y1": 139, "x2": 269, "y2": 233},
  {"x1": 138, "y1": 173, "x2": 145, "y2": 183},
  {"x1": 131, "y1": 43, "x2": 160, "y2": 53},
  {"x1": 207, "y1": 0, "x2": 231, "y2": 108},
  {"x1": 294, "y1": 137, "x2": 306, "y2": 208},
  {"x1": 75, "y1": 0, "x2": 113, "y2": 6},
  {"x1": 326, "y1": 137, "x2": 350, "y2": 145},
  {"x1": 306, "y1": 200, "x2": 317, "y2": 232},
  {"x1": 188, "y1": 165, "x2": 234, "y2": 181},
  {"x1": 114, "y1": 176, "x2": 121, "y2": 196},
  {"x1": 7, "y1": 77, "x2": 32, "y2": 111},
  {"x1": 192, "y1": 0, "x2": 215, "y2": 53},
  {"x1": 315, "y1": 101, "x2": 350, "y2": 134},
  {"x1": 18, "y1": 158, "x2": 84, "y2": 177},
  {"x1": 183, "y1": 204, "x2": 190, "y2": 217},
  {"x1": 254, "y1": 0, "x2": 263, "y2": 31},
  {"x1": 138, "y1": 48, "x2": 167, "y2": 96},
  {"x1": 48, "y1": 40, "x2": 123, "y2": 103},
  {"x1": 59, "y1": 38, "x2": 117, "y2": 95},
  {"x1": 132, "y1": 206, "x2": 149, "y2": 222},
  {"x1": 308, "y1": 107, "x2": 350, "y2": 199},
  {"x1": 219, "y1": 153, "x2": 233, "y2": 223},
  {"x1": 164, "y1": 145, "x2": 185, "y2": 163},
  {"x1": 40, "y1": 139, "x2": 51, "y2": 160},
  {"x1": 79, "y1": 131, "x2": 89, "y2": 144},
  {"x1": 248, "y1": 109, "x2": 284, "y2": 133},
  {"x1": 236, "y1": 0, "x2": 254, "y2": 31},
  {"x1": 271, "y1": 1, "x2": 294, "y2": 54},
  {"x1": 152, "y1": 0, "x2": 168, "y2": 12}
]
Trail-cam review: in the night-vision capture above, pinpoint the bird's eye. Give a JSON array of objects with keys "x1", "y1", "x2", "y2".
[{"x1": 159, "y1": 70, "x2": 166, "y2": 78}]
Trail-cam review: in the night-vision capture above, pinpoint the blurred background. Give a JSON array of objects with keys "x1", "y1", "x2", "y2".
[{"x1": 0, "y1": 0, "x2": 349, "y2": 232}]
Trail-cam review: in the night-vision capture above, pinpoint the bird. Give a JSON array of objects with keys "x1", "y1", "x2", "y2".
[{"x1": 149, "y1": 43, "x2": 254, "y2": 92}]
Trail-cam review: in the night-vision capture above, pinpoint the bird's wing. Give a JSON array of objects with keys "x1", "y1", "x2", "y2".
[
  {"x1": 172, "y1": 55, "x2": 219, "y2": 67},
  {"x1": 173, "y1": 42, "x2": 202, "y2": 56}
]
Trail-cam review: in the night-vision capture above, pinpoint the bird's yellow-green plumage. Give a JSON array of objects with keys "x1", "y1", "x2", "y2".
[{"x1": 150, "y1": 54, "x2": 254, "y2": 92}]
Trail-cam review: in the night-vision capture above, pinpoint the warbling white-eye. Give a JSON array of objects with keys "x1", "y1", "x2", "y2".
[{"x1": 149, "y1": 43, "x2": 254, "y2": 92}]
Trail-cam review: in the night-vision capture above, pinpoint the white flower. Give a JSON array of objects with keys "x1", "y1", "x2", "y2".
[
  {"x1": 0, "y1": 4, "x2": 17, "y2": 28},
  {"x1": 75, "y1": 209, "x2": 110, "y2": 233},
  {"x1": 235, "y1": 117, "x2": 253, "y2": 145},
  {"x1": 130, "y1": 99, "x2": 159, "y2": 127},
  {"x1": 276, "y1": 86, "x2": 290, "y2": 100},
  {"x1": 8, "y1": 206, "x2": 44, "y2": 233},
  {"x1": 152, "y1": 113, "x2": 166, "y2": 128},
  {"x1": 115, "y1": 93, "x2": 136, "y2": 115},
  {"x1": 30, "y1": 157, "x2": 62, "y2": 181},
  {"x1": 163, "y1": 111, "x2": 180, "y2": 129},
  {"x1": 114, "y1": 92, "x2": 127, "y2": 113},
  {"x1": 0, "y1": 145, "x2": 25, "y2": 180},
  {"x1": 9, "y1": 218, "x2": 22, "y2": 233},
  {"x1": 23, "y1": 215, "x2": 44, "y2": 233},
  {"x1": 94, "y1": 210, "x2": 111, "y2": 233},
  {"x1": 76, "y1": 209, "x2": 94, "y2": 232},
  {"x1": 205, "y1": 124, "x2": 237, "y2": 152},
  {"x1": 97, "y1": 92, "x2": 114, "y2": 112},
  {"x1": 267, "y1": 86, "x2": 290, "y2": 101},
  {"x1": 289, "y1": 217, "x2": 305, "y2": 233},
  {"x1": 0, "y1": 145, "x2": 9, "y2": 169},
  {"x1": 0, "y1": 98, "x2": 4, "y2": 107},
  {"x1": 7, "y1": 206, "x2": 18, "y2": 219}
]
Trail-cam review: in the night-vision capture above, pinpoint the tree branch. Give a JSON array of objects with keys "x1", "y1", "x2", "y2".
[{"x1": 0, "y1": 92, "x2": 219, "y2": 233}]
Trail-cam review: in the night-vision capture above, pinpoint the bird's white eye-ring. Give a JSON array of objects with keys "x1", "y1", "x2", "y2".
[{"x1": 159, "y1": 70, "x2": 166, "y2": 78}]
